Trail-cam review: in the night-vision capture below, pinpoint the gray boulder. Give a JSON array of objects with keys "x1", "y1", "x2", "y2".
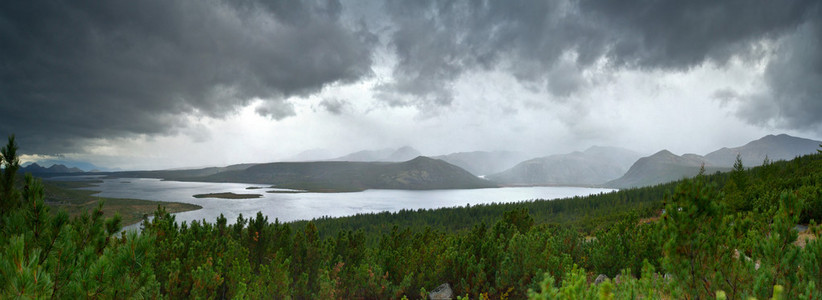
[
  {"x1": 429, "y1": 283, "x2": 453, "y2": 300},
  {"x1": 594, "y1": 274, "x2": 609, "y2": 285}
]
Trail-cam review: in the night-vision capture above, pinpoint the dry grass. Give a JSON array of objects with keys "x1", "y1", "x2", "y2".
[{"x1": 794, "y1": 228, "x2": 818, "y2": 248}]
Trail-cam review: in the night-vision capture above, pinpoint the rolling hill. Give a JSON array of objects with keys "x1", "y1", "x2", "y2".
[{"x1": 113, "y1": 156, "x2": 494, "y2": 191}]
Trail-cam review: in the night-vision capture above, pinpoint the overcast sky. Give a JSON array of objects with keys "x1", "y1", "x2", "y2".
[{"x1": 1, "y1": 0, "x2": 821, "y2": 170}]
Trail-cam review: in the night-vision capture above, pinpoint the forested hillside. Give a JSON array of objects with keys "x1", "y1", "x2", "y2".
[
  {"x1": 113, "y1": 156, "x2": 494, "y2": 191},
  {"x1": 2, "y1": 136, "x2": 821, "y2": 299}
]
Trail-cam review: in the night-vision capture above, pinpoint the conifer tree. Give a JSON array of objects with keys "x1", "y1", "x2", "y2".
[
  {"x1": 661, "y1": 175, "x2": 727, "y2": 299},
  {"x1": 1, "y1": 135, "x2": 21, "y2": 216}
]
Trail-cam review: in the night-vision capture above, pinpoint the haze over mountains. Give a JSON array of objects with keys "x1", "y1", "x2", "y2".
[
  {"x1": 22, "y1": 134, "x2": 821, "y2": 191},
  {"x1": 486, "y1": 147, "x2": 643, "y2": 186},
  {"x1": 289, "y1": 148, "x2": 527, "y2": 176},
  {"x1": 432, "y1": 151, "x2": 531, "y2": 176},
  {"x1": 330, "y1": 146, "x2": 421, "y2": 162}
]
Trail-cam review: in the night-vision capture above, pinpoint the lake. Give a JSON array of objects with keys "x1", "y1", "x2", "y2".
[{"x1": 70, "y1": 178, "x2": 615, "y2": 230}]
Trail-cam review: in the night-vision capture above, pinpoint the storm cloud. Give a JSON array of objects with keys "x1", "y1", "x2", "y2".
[
  {"x1": 0, "y1": 0, "x2": 373, "y2": 153},
  {"x1": 1, "y1": 0, "x2": 821, "y2": 162},
  {"x1": 742, "y1": 19, "x2": 822, "y2": 130},
  {"x1": 378, "y1": 0, "x2": 821, "y2": 118}
]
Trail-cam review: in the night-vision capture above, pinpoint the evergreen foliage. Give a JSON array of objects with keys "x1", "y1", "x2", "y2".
[
  {"x1": 1, "y1": 135, "x2": 821, "y2": 299},
  {"x1": 1, "y1": 135, "x2": 21, "y2": 216}
]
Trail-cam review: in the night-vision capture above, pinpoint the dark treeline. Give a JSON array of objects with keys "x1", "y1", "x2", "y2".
[
  {"x1": 296, "y1": 185, "x2": 668, "y2": 245},
  {"x1": 1, "y1": 134, "x2": 821, "y2": 299}
]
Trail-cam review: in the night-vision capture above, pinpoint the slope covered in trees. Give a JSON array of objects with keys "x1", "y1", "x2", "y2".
[{"x1": 2, "y1": 136, "x2": 821, "y2": 299}]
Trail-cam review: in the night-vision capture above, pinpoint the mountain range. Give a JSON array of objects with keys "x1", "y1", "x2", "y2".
[
  {"x1": 605, "y1": 134, "x2": 821, "y2": 188},
  {"x1": 704, "y1": 134, "x2": 821, "y2": 167},
  {"x1": 21, "y1": 163, "x2": 85, "y2": 174},
  {"x1": 485, "y1": 146, "x2": 643, "y2": 186},
  {"x1": 24, "y1": 133, "x2": 821, "y2": 191}
]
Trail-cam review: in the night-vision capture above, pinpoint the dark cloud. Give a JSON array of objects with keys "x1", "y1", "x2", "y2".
[
  {"x1": 741, "y1": 19, "x2": 822, "y2": 130},
  {"x1": 379, "y1": 0, "x2": 585, "y2": 106},
  {"x1": 378, "y1": 0, "x2": 821, "y2": 126},
  {"x1": 3, "y1": 0, "x2": 821, "y2": 157},
  {"x1": 0, "y1": 0, "x2": 373, "y2": 153},
  {"x1": 580, "y1": 0, "x2": 815, "y2": 69}
]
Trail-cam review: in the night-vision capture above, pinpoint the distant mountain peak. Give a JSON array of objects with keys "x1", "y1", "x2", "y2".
[
  {"x1": 407, "y1": 155, "x2": 431, "y2": 162},
  {"x1": 333, "y1": 146, "x2": 421, "y2": 162},
  {"x1": 388, "y1": 146, "x2": 421, "y2": 161},
  {"x1": 21, "y1": 163, "x2": 85, "y2": 174},
  {"x1": 705, "y1": 133, "x2": 821, "y2": 167},
  {"x1": 652, "y1": 149, "x2": 675, "y2": 156},
  {"x1": 606, "y1": 151, "x2": 718, "y2": 189}
]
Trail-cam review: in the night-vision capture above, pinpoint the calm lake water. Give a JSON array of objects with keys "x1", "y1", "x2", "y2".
[{"x1": 66, "y1": 177, "x2": 614, "y2": 230}]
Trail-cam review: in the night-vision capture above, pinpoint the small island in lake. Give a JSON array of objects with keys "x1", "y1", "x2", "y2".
[
  {"x1": 193, "y1": 192, "x2": 262, "y2": 199},
  {"x1": 266, "y1": 189, "x2": 308, "y2": 194}
]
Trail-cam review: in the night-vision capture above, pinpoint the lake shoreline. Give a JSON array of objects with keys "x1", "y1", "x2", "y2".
[{"x1": 59, "y1": 177, "x2": 615, "y2": 228}]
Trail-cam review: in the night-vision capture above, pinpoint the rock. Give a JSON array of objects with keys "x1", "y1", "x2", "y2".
[
  {"x1": 594, "y1": 274, "x2": 609, "y2": 285},
  {"x1": 429, "y1": 283, "x2": 453, "y2": 300}
]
